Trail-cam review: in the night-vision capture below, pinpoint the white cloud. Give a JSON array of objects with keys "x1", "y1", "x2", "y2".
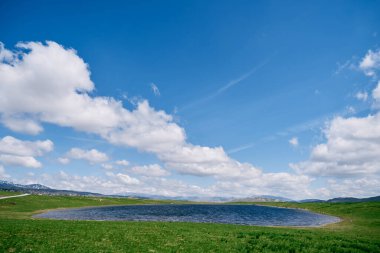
[
  {"x1": 115, "y1": 173, "x2": 140, "y2": 185},
  {"x1": 289, "y1": 137, "x2": 299, "y2": 147},
  {"x1": 212, "y1": 172, "x2": 312, "y2": 199},
  {"x1": 58, "y1": 157, "x2": 70, "y2": 165},
  {"x1": 0, "y1": 136, "x2": 53, "y2": 168},
  {"x1": 359, "y1": 50, "x2": 380, "y2": 106},
  {"x1": 359, "y1": 49, "x2": 380, "y2": 77},
  {"x1": 101, "y1": 163, "x2": 114, "y2": 170},
  {"x1": 1, "y1": 116, "x2": 43, "y2": 135},
  {"x1": 105, "y1": 100, "x2": 186, "y2": 154},
  {"x1": 131, "y1": 164, "x2": 169, "y2": 177},
  {"x1": 105, "y1": 171, "x2": 140, "y2": 185},
  {"x1": 373, "y1": 81, "x2": 380, "y2": 101},
  {"x1": 160, "y1": 145, "x2": 233, "y2": 176},
  {"x1": 36, "y1": 171, "x2": 126, "y2": 193},
  {"x1": 66, "y1": 148, "x2": 108, "y2": 164},
  {"x1": 0, "y1": 41, "x2": 186, "y2": 153},
  {"x1": 0, "y1": 136, "x2": 53, "y2": 157},
  {"x1": 150, "y1": 83, "x2": 160, "y2": 96},
  {"x1": 16, "y1": 170, "x2": 209, "y2": 197},
  {"x1": 323, "y1": 177, "x2": 380, "y2": 198},
  {"x1": 0, "y1": 42, "x2": 13, "y2": 62},
  {"x1": 291, "y1": 113, "x2": 380, "y2": 177},
  {"x1": 12, "y1": 168, "x2": 312, "y2": 199},
  {"x1": 0, "y1": 154, "x2": 41, "y2": 168},
  {"x1": 355, "y1": 91, "x2": 368, "y2": 101},
  {"x1": 115, "y1": 160, "x2": 130, "y2": 166},
  {"x1": 0, "y1": 41, "x2": 122, "y2": 136}
]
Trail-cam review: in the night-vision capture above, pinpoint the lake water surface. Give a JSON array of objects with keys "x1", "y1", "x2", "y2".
[{"x1": 34, "y1": 204, "x2": 340, "y2": 227}]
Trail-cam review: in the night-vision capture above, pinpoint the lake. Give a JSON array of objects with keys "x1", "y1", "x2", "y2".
[{"x1": 34, "y1": 204, "x2": 340, "y2": 227}]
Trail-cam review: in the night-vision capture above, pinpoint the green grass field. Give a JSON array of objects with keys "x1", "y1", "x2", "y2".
[
  {"x1": 0, "y1": 191, "x2": 21, "y2": 197},
  {"x1": 0, "y1": 191, "x2": 379, "y2": 252}
]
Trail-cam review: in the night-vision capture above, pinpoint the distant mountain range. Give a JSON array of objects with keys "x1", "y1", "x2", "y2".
[
  {"x1": 231, "y1": 195, "x2": 295, "y2": 203},
  {"x1": 0, "y1": 180, "x2": 104, "y2": 197},
  {"x1": 1, "y1": 180, "x2": 379, "y2": 203}
]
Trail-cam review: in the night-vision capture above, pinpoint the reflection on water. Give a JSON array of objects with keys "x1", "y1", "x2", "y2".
[{"x1": 35, "y1": 204, "x2": 340, "y2": 227}]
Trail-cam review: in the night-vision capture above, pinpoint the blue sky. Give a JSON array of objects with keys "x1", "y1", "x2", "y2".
[{"x1": 0, "y1": 0, "x2": 380, "y2": 199}]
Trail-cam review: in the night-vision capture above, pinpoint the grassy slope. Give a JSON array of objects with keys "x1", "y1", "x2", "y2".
[
  {"x1": 0, "y1": 191, "x2": 21, "y2": 197},
  {"x1": 0, "y1": 192, "x2": 379, "y2": 253}
]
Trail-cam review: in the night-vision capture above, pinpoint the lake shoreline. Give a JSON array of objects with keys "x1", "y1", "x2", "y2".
[{"x1": 33, "y1": 203, "x2": 341, "y2": 227}]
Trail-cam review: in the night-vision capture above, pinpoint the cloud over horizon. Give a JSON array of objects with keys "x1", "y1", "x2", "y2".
[
  {"x1": 0, "y1": 41, "x2": 379, "y2": 199},
  {"x1": 0, "y1": 136, "x2": 53, "y2": 168}
]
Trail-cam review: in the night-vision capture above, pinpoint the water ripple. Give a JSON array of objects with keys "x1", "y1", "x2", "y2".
[{"x1": 35, "y1": 204, "x2": 340, "y2": 227}]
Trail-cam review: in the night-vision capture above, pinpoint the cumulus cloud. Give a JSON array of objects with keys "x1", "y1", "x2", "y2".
[
  {"x1": 105, "y1": 172, "x2": 140, "y2": 185},
  {"x1": 212, "y1": 172, "x2": 312, "y2": 199},
  {"x1": 12, "y1": 168, "x2": 312, "y2": 199},
  {"x1": 131, "y1": 164, "x2": 169, "y2": 177},
  {"x1": 0, "y1": 136, "x2": 53, "y2": 156},
  {"x1": 289, "y1": 137, "x2": 299, "y2": 147},
  {"x1": 65, "y1": 148, "x2": 109, "y2": 164},
  {"x1": 320, "y1": 177, "x2": 380, "y2": 198},
  {"x1": 115, "y1": 160, "x2": 130, "y2": 166},
  {"x1": 16, "y1": 170, "x2": 209, "y2": 197},
  {"x1": 0, "y1": 41, "x2": 313, "y2": 198},
  {"x1": 0, "y1": 41, "x2": 263, "y2": 177},
  {"x1": 0, "y1": 41, "x2": 186, "y2": 153},
  {"x1": 359, "y1": 49, "x2": 380, "y2": 77},
  {"x1": 0, "y1": 154, "x2": 42, "y2": 168},
  {"x1": 58, "y1": 157, "x2": 70, "y2": 165},
  {"x1": 358, "y1": 50, "x2": 380, "y2": 106},
  {"x1": 101, "y1": 163, "x2": 114, "y2": 170},
  {"x1": 1, "y1": 116, "x2": 43, "y2": 135},
  {"x1": 160, "y1": 145, "x2": 232, "y2": 176},
  {"x1": 116, "y1": 173, "x2": 140, "y2": 185},
  {"x1": 373, "y1": 81, "x2": 380, "y2": 101},
  {"x1": 290, "y1": 113, "x2": 380, "y2": 177},
  {"x1": 0, "y1": 136, "x2": 53, "y2": 168},
  {"x1": 42, "y1": 171, "x2": 124, "y2": 193}
]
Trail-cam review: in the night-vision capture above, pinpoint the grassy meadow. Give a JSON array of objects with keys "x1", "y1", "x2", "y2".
[
  {"x1": 0, "y1": 191, "x2": 379, "y2": 252},
  {"x1": 0, "y1": 191, "x2": 22, "y2": 197}
]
